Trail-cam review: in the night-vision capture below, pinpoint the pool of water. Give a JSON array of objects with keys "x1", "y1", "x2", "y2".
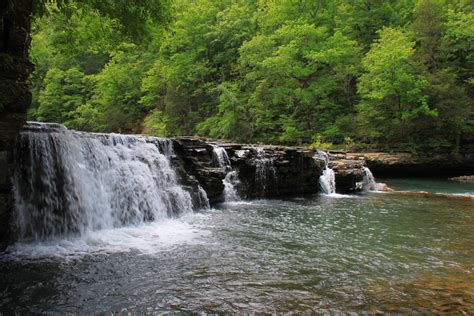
[
  {"x1": 1, "y1": 180, "x2": 473, "y2": 314},
  {"x1": 382, "y1": 177, "x2": 474, "y2": 196}
]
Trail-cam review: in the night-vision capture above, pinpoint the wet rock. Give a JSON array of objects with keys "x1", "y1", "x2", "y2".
[
  {"x1": 449, "y1": 175, "x2": 474, "y2": 183},
  {"x1": 375, "y1": 182, "x2": 394, "y2": 192},
  {"x1": 346, "y1": 152, "x2": 474, "y2": 178},
  {"x1": 172, "y1": 139, "x2": 326, "y2": 201},
  {"x1": 171, "y1": 138, "x2": 225, "y2": 205},
  {"x1": 328, "y1": 159, "x2": 365, "y2": 193}
]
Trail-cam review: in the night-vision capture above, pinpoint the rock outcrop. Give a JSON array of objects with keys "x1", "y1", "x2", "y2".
[
  {"x1": 172, "y1": 138, "x2": 328, "y2": 203},
  {"x1": 328, "y1": 159, "x2": 365, "y2": 193},
  {"x1": 345, "y1": 152, "x2": 474, "y2": 177},
  {"x1": 448, "y1": 175, "x2": 474, "y2": 183}
]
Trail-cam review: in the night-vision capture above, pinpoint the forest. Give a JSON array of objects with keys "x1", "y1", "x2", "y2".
[{"x1": 28, "y1": 0, "x2": 473, "y2": 153}]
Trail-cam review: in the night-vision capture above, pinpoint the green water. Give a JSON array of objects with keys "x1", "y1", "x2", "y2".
[
  {"x1": 382, "y1": 177, "x2": 474, "y2": 196},
  {"x1": 0, "y1": 179, "x2": 473, "y2": 314}
]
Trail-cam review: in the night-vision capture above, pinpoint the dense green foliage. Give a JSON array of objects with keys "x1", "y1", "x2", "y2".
[{"x1": 29, "y1": 0, "x2": 473, "y2": 152}]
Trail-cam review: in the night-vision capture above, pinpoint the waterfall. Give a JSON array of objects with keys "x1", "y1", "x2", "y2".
[
  {"x1": 254, "y1": 147, "x2": 277, "y2": 196},
  {"x1": 362, "y1": 167, "x2": 377, "y2": 191},
  {"x1": 212, "y1": 146, "x2": 231, "y2": 169},
  {"x1": 212, "y1": 146, "x2": 240, "y2": 201},
  {"x1": 13, "y1": 122, "x2": 205, "y2": 242},
  {"x1": 319, "y1": 168, "x2": 336, "y2": 194},
  {"x1": 315, "y1": 150, "x2": 336, "y2": 194},
  {"x1": 197, "y1": 185, "x2": 210, "y2": 209},
  {"x1": 223, "y1": 171, "x2": 240, "y2": 201}
]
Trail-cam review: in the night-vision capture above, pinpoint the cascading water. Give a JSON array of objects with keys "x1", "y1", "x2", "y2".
[
  {"x1": 316, "y1": 150, "x2": 336, "y2": 194},
  {"x1": 212, "y1": 146, "x2": 231, "y2": 169},
  {"x1": 212, "y1": 146, "x2": 240, "y2": 201},
  {"x1": 319, "y1": 168, "x2": 336, "y2": 195},
  {"x1": 13, "y1": 122, "x2": 206, "y2": 242},
  {"x1": 254, "y1": 147, "x2": 277, "y2": 196},
  {"x1": 361, "y1": 167, "x2": 377, "y2": 191}
]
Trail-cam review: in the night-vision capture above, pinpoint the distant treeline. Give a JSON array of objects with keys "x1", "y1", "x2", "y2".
[{"x1": 29, "y1": 0, "x2": 473, "y2": 152}]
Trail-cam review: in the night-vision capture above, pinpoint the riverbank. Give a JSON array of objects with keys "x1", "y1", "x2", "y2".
[{"x1": 334, "y1": 151, "x2": 474, "y2": 178}]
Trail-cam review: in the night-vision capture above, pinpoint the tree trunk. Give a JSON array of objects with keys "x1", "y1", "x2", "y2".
[{"x1": 0, "y1": 0, "x2": 34, "y2": 250}]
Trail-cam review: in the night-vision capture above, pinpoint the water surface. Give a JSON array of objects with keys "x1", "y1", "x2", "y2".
[
  {"x1": 382, "y1": 177, "x2": 474, "y2": 196},
  {"x1": 1, "y1": 181, "x2": 473, "y2": 314}
]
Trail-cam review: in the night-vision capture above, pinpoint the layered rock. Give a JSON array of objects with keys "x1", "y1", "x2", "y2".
[
  {"x1": 328, "y1": 159, "x2": 365, "y2": 193},
  {"x1": 345, "y1": 152, "x2": 474, "y2": 178},
  {"x1": 172, "y1": 138, "x2": 327, "y2": 203}
]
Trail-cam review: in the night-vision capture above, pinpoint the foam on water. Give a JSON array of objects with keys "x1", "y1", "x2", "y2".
[
  {"x1": 11, "y1": 122, "x2": 211, "y2": 255},
  {"x1": 321, "y1": 193, "x2": 359, "y2": 199},
  {"x1": 3, "y1": 216, "x2": 211, "y2": 259},
  {"x1": 212, "y1": 145, "x2": 241, "y2": 201}
]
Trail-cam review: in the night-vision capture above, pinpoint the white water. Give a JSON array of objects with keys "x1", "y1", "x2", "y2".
[
  {"x1": 254, "y1": 147, "x2": 277, "y2": 196},
  {"x1": 362, "y1": 167, "x2": 377, "y2": 191},
  {"x1": 197, "y1": 185, "x2": 211, "y2": 209},
  {"x1": 13, "y1": 122, "x2": 205, "y2": 242},
  {"x1": 212, "y1": 146, "x2": 240, "y2": 201},
  {"x1": 212, "y1": 146, "x2": 231, "y2": 169},
  {"x1": 315, "y1": 150, "x2": 336, "y2": 194},
  {"x1": 223, "y1": 171, "x2": 240, "y2": 201},
  {"x1": 4, "y1": 216, "x2": 211, "y2": 259},
  {"x1": 319, "y1": 167, "x2": 336, "y2": 194}
]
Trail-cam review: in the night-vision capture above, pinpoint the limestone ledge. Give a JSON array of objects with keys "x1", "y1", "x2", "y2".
[
  {"x1": 172, "y1": 137, "x2": 367, "y2": 202},
  {"x1": 344, "y1": 152, "x2": 474, "y2": 177}
]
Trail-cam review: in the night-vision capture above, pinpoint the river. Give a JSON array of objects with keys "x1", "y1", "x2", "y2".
[{"x1": 1, "y1": 179, "x2": 472, "y2": 314}]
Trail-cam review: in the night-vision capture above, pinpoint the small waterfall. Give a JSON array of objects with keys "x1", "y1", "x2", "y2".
[
  {"x1": 362, "y1": 167, "x2": 377, "y2": 191},
  {"x1": 254, "y1": 147, "x2": 277, "y2": 196},
  {"x1": 212, "y1": 146, "x2": 231, "y2": 169},
  {"x1": 315, "y1": 150, "x2": 336, "y2": 194},
  {"x1": 212, "y1": 146, "x2": 240, "y2": 201},
  {"x1": 197, "y1": 185, "x2": 210, "y2": 209},
  {"x1": 223, "y1": 171, "x2": 240, "y2": 201},
  {"x1": 13, "y1": 122, "x2": 204, "y2": 241},
  {"x1": 319, "y1": 167, "x2": 336, "y2": 194}
]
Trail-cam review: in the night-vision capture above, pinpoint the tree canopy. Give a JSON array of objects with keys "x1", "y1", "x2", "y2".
[{"x1": 28, "y1": 0, "x2": 473, "y2": 153}]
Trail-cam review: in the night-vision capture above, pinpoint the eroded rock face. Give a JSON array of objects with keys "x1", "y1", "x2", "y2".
[
  {"x1": 171, "y1": 137, "x2": 226, "y2": 204},
  {"x1": 448, "y1": 175, "x2": 474, "y2": 183},
  {"x1": 172, "y1": 138, "x2": 327, "y2": 202},
  {"x1": 167, "y1": 138, "x2": 378, "y2": 202},
  {"x1": 328, "y1": 159, "x2": 365, "y2": 193},
  {"x1": 346, "y1": 152, "x2": 474, "y2": 177}
]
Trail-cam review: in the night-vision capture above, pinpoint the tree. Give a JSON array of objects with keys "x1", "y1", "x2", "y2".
[
  {"x1": 357, "y1": 27, "x2": 436, "y2": 143},
  {"x1": 410, "y1": 0, "x2": 472, "y2": 152},
  {"x1": 196, "y1": 82, "x2": 253, "y2": 141},
  {"x1": 36, "y1": 67, "x2": 87, "y2": 123},
  {"x1": 239, "y1": 21, "x2": 360, "y2": 144}
]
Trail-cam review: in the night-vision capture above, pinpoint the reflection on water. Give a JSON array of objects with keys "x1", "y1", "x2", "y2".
[{"x1": 1, "y1": 181, "x2": 473, "y2": 314}]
